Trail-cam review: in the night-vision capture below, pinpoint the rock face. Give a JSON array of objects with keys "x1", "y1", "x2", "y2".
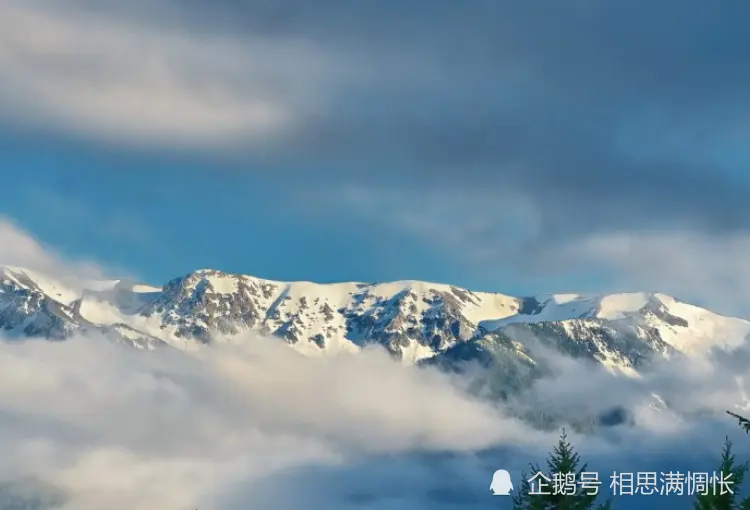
[
  {"x1": 131, "y1": 269, "x2": 518, "y2": 361},
  {"x1": 1, "y1": 266, "x2": 749, "y2": 376},
  {"x1": 0, "y1": 268, "x2": 89, "y2": 340}
]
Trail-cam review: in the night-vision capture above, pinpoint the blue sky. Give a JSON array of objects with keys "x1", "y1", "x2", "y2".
[
  {"x1": 0, "y1": 130, "x2": 500, "y2": 292},
  {"x1": 1, "y1": 0, "x2": 750, "y2": 314},
  {"x1": 0, "y1": 132, "x2": 499, "y2": 290}
]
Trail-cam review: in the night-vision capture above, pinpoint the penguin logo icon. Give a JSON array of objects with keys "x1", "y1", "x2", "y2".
[{"x1": 490, "y1": 469, "x2": 514, "y2": 496}]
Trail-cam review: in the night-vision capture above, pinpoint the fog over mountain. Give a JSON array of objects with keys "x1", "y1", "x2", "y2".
[
  {"x1": 1, "y1": 222, "x2": 750, "y2": 510},
  {"x1": 2, "y1": 328, "x2": 749, "y2": 510},
  {"x1": 2, "y1": 0, "x2": 749, "y2": 508}
]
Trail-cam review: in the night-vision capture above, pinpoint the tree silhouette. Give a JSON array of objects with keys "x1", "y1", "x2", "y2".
[
  {"x1": 513, "y1": 429, "x2": 612, "y2": 509},
  {"x1": 694, "y1": 437, "x2": 750, "y2": 509}
]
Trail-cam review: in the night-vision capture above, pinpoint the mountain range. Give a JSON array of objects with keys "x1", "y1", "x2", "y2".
[{"x1": 2, "y1": 265, "x2": 748, "y2": 377}]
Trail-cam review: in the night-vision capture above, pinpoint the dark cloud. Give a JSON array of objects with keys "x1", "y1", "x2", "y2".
[
  {"x1": 155, "y1": 0, "x2": 750, "y2": 238},
  {"x1": 3, "y1": 0, "x2": 750, "y2": 287}
]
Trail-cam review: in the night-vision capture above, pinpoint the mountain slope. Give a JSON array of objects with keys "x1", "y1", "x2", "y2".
[
  {"x1": 1, "y1": 266, "x2": 749, "y2": 375},
  {"x1": 127, "y1": 269, "x2": 523, "y2": 360}
]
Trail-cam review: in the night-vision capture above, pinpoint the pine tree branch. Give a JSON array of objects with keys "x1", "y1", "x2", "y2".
[{"x1": 727, "y1": 411, "x2": 750, "y2": 433}]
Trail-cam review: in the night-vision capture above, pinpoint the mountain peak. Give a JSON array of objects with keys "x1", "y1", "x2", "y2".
[{"x1": 1, "y1": 265, "x2": 748, "y2": 370}]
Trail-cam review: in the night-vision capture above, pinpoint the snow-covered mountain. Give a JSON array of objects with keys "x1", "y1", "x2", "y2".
[{"x1": 1, "y1": 266, "x2": 749, "y2": 376}]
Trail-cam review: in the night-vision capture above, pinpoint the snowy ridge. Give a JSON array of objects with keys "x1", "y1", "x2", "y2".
[{"x1": 1, "y1": 266, "x2": 749, "y2": 374}]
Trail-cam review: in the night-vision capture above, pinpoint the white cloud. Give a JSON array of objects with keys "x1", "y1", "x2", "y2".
[
  {"x1": 555, "y1": 231, "x2": 750, "y2": 316},
  {"x1": 0, "y1": 0, "x2": 335, "y2": 147},
  {"x1": 324, "y1": 185, "x2": 750, "y2": 317},
  {"x1": 1, "y1": 212, "x2": 749, "y2": 509},
  {"x1": 0, "y1": 334, "x2": 540, "y2": 510},
  {"x1": 2, "y1": 329, "x2": 748, "y2": 509},
  {"x1": 0, "y1": 217, "x2": 106, "y2": 281}
]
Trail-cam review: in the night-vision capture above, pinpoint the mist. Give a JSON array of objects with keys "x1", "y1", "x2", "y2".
[{"x1": 0, "y1": 327, "x2": 748, "y2": 510}]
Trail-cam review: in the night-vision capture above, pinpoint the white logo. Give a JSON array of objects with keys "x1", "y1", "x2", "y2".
[{"x1": 490, "y1": 469, "x2": 514, "y2": 496}]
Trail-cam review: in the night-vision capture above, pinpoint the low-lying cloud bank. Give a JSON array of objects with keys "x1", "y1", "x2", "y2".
[
  {"x1": 1, "y1": 330, "x2": 749, "y2": 510},
  {"x1": 0, "y1": 333, "x2": 536, "y2": 509}
]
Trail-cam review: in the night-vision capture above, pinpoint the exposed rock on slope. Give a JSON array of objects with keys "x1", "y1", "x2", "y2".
[{"x1": 1, "y1": 266, "x2": 748, "y2": 376}]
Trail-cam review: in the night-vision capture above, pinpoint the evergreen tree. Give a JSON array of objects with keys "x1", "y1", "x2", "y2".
[
  {"x1": 694, "y1": 437, "x2": 750, "y2": 510},
  {"x1": 513, "y1": 429, "x2": 612, "y2": 510}
]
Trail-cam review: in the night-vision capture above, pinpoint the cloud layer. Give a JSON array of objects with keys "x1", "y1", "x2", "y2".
[
  {"x1": 0, "y1": 0, "x2": 332, "y2": 147},
  {"x1": 0, "y1": 222, "x2": 749, "y2": 510},
  {"x1": 0, "y1": 334, "x2": 533, "y2": 510},
  {"x1": 0, "y1": 217, "x2": 106, "y2": 281},
  {"x1": 3, "y1": 10, "x2": 750, "y2": 506},
  {"x1": 2, "y1": 0, "x2": 749, "y2": 313},
  {"x1": 2, "y1": 326, "x2": 750, "y2": 510}
]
